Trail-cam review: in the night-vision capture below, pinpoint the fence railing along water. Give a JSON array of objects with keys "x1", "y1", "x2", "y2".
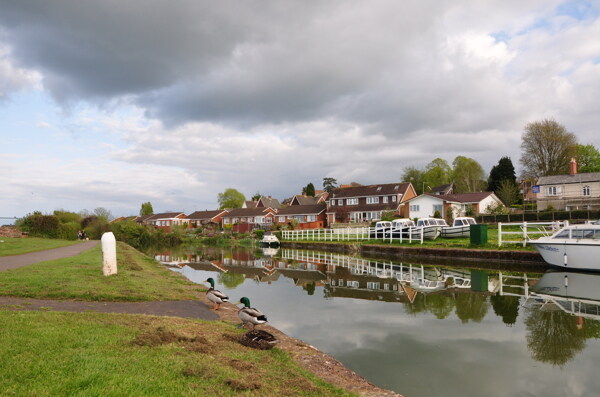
[
  {"x1": 281, "y1": 226, "x2": 425, "y2": 244},
  {"x1": 497, "y1": 221, "x2": 568, "y2": 247}
]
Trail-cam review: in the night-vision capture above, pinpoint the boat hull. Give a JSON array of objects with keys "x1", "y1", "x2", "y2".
[
  {"x1": 530, "y1": 239, "x2": 600, "y2": 271},
  {"x1": 441, "y1": 225, "x2": 470, "y2": 238}
]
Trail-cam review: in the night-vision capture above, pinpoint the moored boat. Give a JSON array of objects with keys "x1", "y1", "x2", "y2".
[
  {"x1": 441, "y1": 217, "x2": 476, "y2": 238},
  {"x1": 528, "y1": 224, "x2": 600, "y2": 271},
  {"x1": 260, "y1": 232, "x2": 280, "y2": 247},
  {"x1": 385, "y1": 218, "x2": 440, "y2": 240}
]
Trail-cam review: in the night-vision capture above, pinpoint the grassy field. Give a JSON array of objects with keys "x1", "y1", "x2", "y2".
[
  {"x1": 0, "y1": 242, "x2": 202, "y2": 301},
  {"x1": 0, "y1": 239, "x2": 353, "y2": 396},
  {"x1": 0, "y1": 311, "x2": 350, "y2": 396},
  {"x1": 0, "y1": 237, "x2": 80, "y2": 256}
]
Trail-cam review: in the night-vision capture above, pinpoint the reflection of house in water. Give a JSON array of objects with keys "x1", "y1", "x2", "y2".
[{"x1": 154, "y1": 251, "x2": 192, "y2": 267}]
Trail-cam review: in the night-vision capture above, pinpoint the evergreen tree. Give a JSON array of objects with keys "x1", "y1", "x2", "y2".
[{"x1": 488, "y1": 157, "x2": 517, "y2": 193}]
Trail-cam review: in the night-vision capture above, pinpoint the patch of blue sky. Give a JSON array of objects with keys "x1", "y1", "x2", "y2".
[
  {"x1": 0, "y1": 90, "x2": 126, "y2": 161},
  {"x1": 556, "y1": 0, "x2": 599, "y2": 21},
  {"x1": 490, "y1": 31, "x2": 511, "y2": 44}
]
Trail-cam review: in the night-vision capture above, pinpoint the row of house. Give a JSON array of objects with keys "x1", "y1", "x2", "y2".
[{"x1": 136, "y1": 181, "x2": 506, "y2": 232}]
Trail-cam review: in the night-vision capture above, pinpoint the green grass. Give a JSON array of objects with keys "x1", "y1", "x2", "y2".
[
  {"x1": 0, "y1": 242, "x2": 202, "y2": 301},
  {"x1": 0, "y1": 311, "x2": 352, "y2": 396},
  {"x1": 0, "y1": 237, "x2": 79, "y2": 256}
]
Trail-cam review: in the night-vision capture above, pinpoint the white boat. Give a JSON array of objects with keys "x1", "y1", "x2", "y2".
[
  {"x1": 260, "y1": 232, "x2": 280, "y2": 247},
  {"x1": 441, "y1": 217, "x2": 476, "y2": 238},
  {"x1": 414, "y1": 218, "x2": 442, "y2": 240},
  {"x1": 528, "y1": 224, "x2": 600, "y2": 271},
  {"x1": 384, "y1": 218, "x2": 439, "y2": 240},
  {"x1": 369, "y1": 221, "x2": 393, "y2": 238}
]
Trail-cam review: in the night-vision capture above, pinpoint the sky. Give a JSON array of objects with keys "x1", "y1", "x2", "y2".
[{"x1": 1, "y1": 0, "x2": 600, "y2": 219}]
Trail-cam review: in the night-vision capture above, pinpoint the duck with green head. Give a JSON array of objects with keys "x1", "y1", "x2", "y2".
[
  {"x1": 204, "y1": 277, "x2": 229, "y2": 310},
  {"x1": 236, "y1": 297, "x2": 268, "y2": 329}
]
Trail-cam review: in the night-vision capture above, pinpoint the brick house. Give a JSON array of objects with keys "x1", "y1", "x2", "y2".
[
  {"x1": 275, "y1": 203, "x2": 328, "y2": 229},
  {"x1": 325, "y1": 182, "x2": 417, "y2": 224},
  {"x1": 220, "y1": 207, "x2": 277, "y2": 232},
  {"x1": 141, "y1": 212, "x2": 188, "y2": 232},
  {"x1": 186, "y1": 210, "x2": 229, "y2": 228}
]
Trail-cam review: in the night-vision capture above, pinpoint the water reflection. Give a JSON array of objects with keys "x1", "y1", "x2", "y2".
[{"x1": 155, "y1": 246, "x2": 600, "y2": 397}]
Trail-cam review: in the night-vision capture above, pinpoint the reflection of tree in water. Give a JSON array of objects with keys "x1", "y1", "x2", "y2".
[
  {"x1": 404, "y1": 293, "x2": 455, "y2": 319},
  {"x1": 303, "y1": 282, "x2": 316, "y2": 296},
  {"x1": 525, "y1": 305, "x2": 586, "y2": 366},
  {"x1": 218, "y1": 272, "x2": 245, "y2": 289},
  {"x1": 455, "y1": 293, "x2": 488, "y2": 323},
  {"x1": 490, "y1": 295, "x2": 520, "y2": 325},
  {"x1": 427, "y1": 294, "x2": 455, "y2": 319}
]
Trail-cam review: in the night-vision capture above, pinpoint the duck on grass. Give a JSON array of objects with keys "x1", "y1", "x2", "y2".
[
  {"x1": 204, "y1": 277, "x2": 229, "y2": 310},
  {"x1": 235, "y1": 296, "x2": 268, "y2": 330}
]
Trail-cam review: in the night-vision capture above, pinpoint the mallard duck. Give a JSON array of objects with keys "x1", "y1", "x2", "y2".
[
  {"x1": 240, "y1": 329, "x2": 279, "y2": 350},
  {"x1": 236, "y1": 297, "x2": 267, "y2": 329},
  {"x1": 205, "y1": 277, "x2": 229, "y2": 310}
]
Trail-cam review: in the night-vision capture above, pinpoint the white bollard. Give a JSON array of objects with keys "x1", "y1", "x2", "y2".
[{"x1": 101, "y1": 232, "x2": 118, "y2": 276}]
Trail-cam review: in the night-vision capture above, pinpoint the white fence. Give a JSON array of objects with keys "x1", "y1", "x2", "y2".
[
  {"x1": 497, "y1": 221, "x2": 568, "y2": 247},
  {"x1": 281, "y1": 227, "x2": 425, "y2": 244}
]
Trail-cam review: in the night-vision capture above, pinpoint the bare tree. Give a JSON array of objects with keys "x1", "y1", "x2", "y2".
[{"x1": 520, "y1": 119, "x2": 578, "y2": 178}]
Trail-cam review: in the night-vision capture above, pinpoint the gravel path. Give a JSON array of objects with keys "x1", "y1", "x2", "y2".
[{"x1": 0, "y1": 240, "x2": 100, "y2": 271}]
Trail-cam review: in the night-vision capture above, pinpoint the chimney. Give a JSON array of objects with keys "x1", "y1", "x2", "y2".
[{"x1": 569, "y1": 158, "x2": 577, "y2": 175}]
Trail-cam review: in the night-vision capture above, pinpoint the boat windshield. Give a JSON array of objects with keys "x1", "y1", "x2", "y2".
[
  {"x1": 553, "y1": 228, "x2": 600, "y2": 239},
  {"x1": 466, "y1": 218, "x2": 476, "y2": 224}
]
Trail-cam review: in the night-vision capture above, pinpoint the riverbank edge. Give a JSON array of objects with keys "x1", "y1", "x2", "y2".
[{"x1": 280, "y1": 241, "x2": 549, "y2": 272}]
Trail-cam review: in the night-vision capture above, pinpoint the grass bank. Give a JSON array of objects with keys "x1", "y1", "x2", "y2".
[
  {"x1": 0, "y1": 311, "x2": 350, "y2": 396},
  {"x1": 0, "y1": 237, "x2": 80, "y2": 256},
  {"x1": 0, "y1": 242, "x2": 200, "y2": 301}
]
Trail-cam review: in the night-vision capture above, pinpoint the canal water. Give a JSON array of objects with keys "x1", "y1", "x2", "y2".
[{"x1": 155, "y1": 245, "x2": 600, "y2": 397}]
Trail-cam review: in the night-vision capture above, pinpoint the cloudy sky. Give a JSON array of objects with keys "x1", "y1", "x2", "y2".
[{"x1": 1, "y1": 0, "x2": 599, "y2": 218}]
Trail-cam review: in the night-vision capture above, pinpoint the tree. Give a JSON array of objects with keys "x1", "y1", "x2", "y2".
[
  {"x1": 217, "y1": 188, "x2": 246, "y2": 209},
  {"x1": 93, "y1": 207, "x2": 113, "y2": 222},
  {"x1": 451, "y1": 156, "x2": 486, "y2": 193},
  {"x1": 322, "y1": 177, "x2": 338, "y2": 193},
  {"x1": 251, "y1": 192, "x2": 262, "y2": 201},
  {"x1": 303, "y1": 183, "x2": 315, "y2": 197},
  {"x1": 577, "y1": 144, "x2": 600, "y2": 173},
  {"x1": 496, "y1": 179, "x2": 519, "y2": 207},
  {"x1": 140, "y1": 202, "x2": 154, "y2": 216},
  {"x1": 488, "y1": 157, "x2": 517, "y2": 193},
  {"x1": 520, "y1": 119, "x2": 578, "y2": 178},
  {"x1": 401, "y1": 166, "x2": 425, "y2": 194},
  {"x1": 423, "y1": 158, "x2": 451, "y2": 189}
]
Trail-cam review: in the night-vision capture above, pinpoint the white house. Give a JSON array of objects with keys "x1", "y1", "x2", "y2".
[{"x1": 407, "y1": 192, "x2": 504, "y2": 219}]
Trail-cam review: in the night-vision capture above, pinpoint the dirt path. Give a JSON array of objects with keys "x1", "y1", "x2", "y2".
[{"x1": 0, "y1": 240, "x2": 99, "y2": 271}]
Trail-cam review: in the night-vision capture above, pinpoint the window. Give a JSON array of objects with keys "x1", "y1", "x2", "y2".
[
  {"x1": 367, "y1": 282, "x2": 380, "y2": 289},
  {"x1": 547, "y1": 186, "x2": 561, "y2": 196},
  {"x1": 410, "y1": 204, "x2": 420, "y2": 211},
  {"x1": 307, "y1": 215, "x2": 316, "y2": 222},
  {"x1": 224, "y1": 218, "x2": 230, "y2": 224},
  {"x1": 366, "y1": 197, "x2": 379, "y2": 204},
  {"x1": 347, "y1": 281, "x2": 359, "y2": 288},
  {"x1": 383, "y1": 196, "x2": 388, "y2": 203},
  {"x1": 278, "y1": 216, "x2": 285, "y2": 222},
  {"x1": 331, "y1": 200, "x2": 336, "y2": 206},
  {"x1": 338, "y1": 199, "x2": 343, "y2": 206},
  {"x1": 392, "y1": 196, "x2": 397, "y2": 202},
  {"x1": 583, "y1": 185, "x2": 591, "y2": 196},
  {"x1": 347, "y1": 198, "x2": 358, "y2": 205},
  {"x1": 376, "y1": 186, "x2": 382, "y2": 192},
  {"x1": 433, "y1": 204, "x2": 443, "y2": 215}
]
